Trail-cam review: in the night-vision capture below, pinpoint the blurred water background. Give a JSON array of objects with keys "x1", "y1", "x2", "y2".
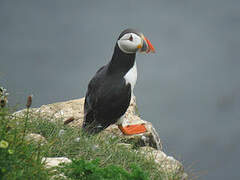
[{"x1": 1, "y1": 1, "x2": 240, "y2": 179}]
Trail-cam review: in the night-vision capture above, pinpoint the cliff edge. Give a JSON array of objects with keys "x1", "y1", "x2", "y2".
[{"x1": 15, "y1": 96, "x2": 188, "y2": 180}]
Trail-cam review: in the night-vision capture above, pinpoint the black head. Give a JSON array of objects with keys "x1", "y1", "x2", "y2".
[{"x1": 116, "y1": 28, "x2": 155, "y2": 54}]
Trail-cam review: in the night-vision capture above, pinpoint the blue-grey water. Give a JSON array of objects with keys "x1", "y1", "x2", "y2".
[{"x1": 1, "y1": 1, "x2": 240, "y2": 179}]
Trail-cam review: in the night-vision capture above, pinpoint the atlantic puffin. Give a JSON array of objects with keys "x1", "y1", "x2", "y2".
[{"x1": 83, "y1": 29, "x2": 155, "y2": 134}]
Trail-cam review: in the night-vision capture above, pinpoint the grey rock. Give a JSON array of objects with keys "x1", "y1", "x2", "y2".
[
  {"x1": 25, "y1": 133, "x2": 47, "y2": 145},
  {"x1": 139, "y1": 146, "x2": 186, "y2": 179},
  {"x1": 16, "y1": 95, "x2": 187, "y2": 179},
  {"x1": 42, "y1": 157, "x2": 72, "y2": 169}
]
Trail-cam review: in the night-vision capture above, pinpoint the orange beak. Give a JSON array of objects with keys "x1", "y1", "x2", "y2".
[
  {"x1": 139, "y1": 34, "x2": 155, "y2": 53},
  {"x1": 144, "y1": 36, "x2": 155, "y2": 53}
]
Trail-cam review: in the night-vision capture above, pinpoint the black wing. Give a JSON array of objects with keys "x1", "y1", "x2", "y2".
[{"x1": 83, "y1": 66, "x2": 131, "y2": 133}]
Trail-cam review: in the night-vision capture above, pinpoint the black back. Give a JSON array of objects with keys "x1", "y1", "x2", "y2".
[{"x1": 83, "y1": 42, "x2": 136, "y2": 134}]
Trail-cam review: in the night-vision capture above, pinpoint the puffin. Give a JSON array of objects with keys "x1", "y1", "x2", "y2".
[{"x1": 83, "y1": 28, "x2": 155, "y2": 134}]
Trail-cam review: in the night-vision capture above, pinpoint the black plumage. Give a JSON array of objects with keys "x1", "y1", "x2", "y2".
[
  {"x1": 82, "y1": 28, "x2": 154, "y2": 134},
  {"x1": 83, "y1": 43, "x2": 135, "y2": 133}
]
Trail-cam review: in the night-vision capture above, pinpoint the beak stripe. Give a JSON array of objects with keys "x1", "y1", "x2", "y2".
[{"x1": 144, "y1": 37, "x2": 155, "y2": 53}]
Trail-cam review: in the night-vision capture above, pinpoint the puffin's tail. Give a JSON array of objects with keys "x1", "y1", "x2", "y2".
[{"x1": 82, "y1": 112, "x2": 104, "y2": 134}]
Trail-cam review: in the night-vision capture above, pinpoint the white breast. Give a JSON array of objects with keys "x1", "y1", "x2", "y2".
[{"x1": 124, "y1": 61, "x2": 137, "y2": 91}]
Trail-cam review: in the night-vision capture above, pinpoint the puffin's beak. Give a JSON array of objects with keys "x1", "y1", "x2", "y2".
[{"x1": 138, "y1": 34, "x2": 155, "y2": 53}]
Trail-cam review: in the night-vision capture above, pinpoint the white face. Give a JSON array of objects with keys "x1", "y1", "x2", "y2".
[{"x1": 117, "y1": 33, "x2": 142, "y2": 54}]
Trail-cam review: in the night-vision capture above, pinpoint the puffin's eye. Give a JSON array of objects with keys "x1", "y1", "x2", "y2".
[{"x1": 129, "y1": 35, "x2": 133, "y2": 41}]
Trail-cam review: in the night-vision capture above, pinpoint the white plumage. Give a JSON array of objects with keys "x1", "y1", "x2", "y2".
[{"x1": 124, "y1": 61, "x2": 137, "y2": 92}]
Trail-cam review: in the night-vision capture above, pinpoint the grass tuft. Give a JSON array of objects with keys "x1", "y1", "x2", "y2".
[{"x1": 0, "y1": 88, "x2": 183, "y2": 179}]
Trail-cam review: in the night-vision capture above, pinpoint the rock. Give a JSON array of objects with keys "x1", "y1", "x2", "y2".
[
  {"x1": 42, "y1": 157, "x2": 72, "y2": 169},
  {"x1": 42, "y1": 157, "x2": 71, "y2": 180},
  {"x1": 181, "y1": 173, "x2": 189, "y2": 180},
  {"x1": 15, "y1": 95, "x2": 187, "y2": 179},
  {"x1": 15, "y1": 95, "x2": 162, "y2": 150},
  {"x1": 139, "y1": 146, "x2": 187, "y2": 179},
  {"x1": 103, "y1": 96, "x2": 162, "y2": 150},
  {"x1": 25, "y1": 133, "x2": 47, "y2": 145}
]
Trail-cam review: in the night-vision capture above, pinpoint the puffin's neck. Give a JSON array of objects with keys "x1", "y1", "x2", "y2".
[{"x1": 107, "y1": 44, "x2": 136, "y2": 75}]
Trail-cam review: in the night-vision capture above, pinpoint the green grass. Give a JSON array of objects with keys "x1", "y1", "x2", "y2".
[
  {"x1": 0, "y1": 92, "x2": 183, "y2": 180},
  {"x1": 57, "y1": 158, "x2": 150, "y2": 180},
  {"x1": 0, "y1": 108, "x2": 51, "y2": 179}
]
